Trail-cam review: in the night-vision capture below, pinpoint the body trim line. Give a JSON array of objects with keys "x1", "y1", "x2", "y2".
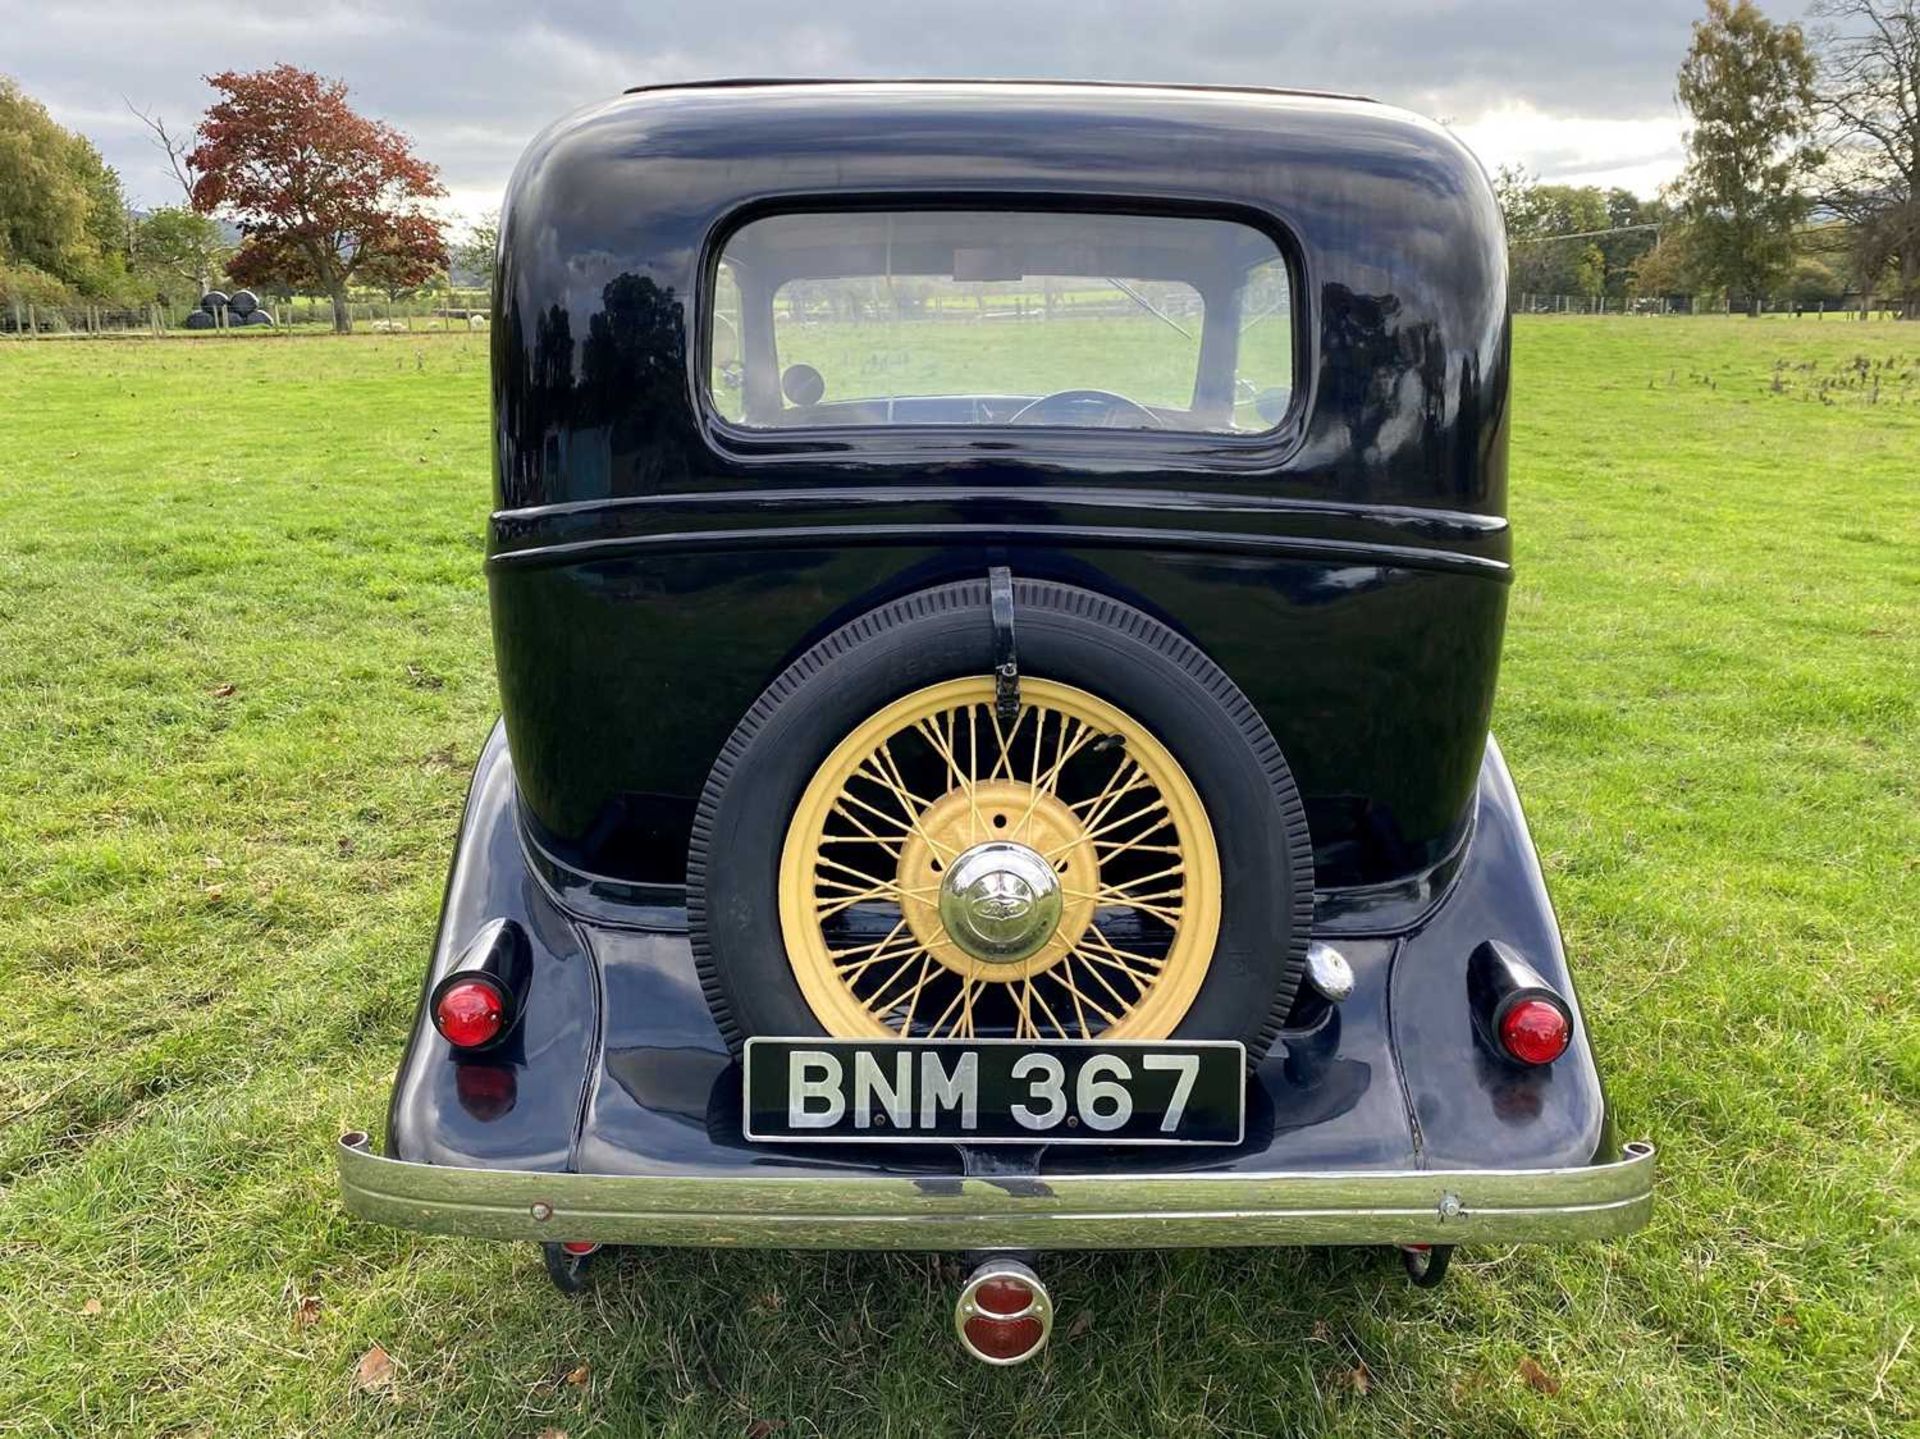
[{"x1": 484, "y1": 523, "x2": 1512, "y2": 580}]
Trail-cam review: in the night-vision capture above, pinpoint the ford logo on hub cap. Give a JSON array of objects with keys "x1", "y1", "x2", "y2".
[{"x1": 937, "y1": 841, "x2": 1064, "y2": 963}]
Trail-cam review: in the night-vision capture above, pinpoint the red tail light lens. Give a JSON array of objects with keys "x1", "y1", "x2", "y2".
[
  {"x1": 972, "y1": 1276, "x2": 1034, "y2": 1315},
  {"x1": 1499, "y1": 997, "x2": 1570, "y2": 1066},
  {"x1": 962, "y1": 1312, "x2": 1047, "y2": 1361},
  {"x1": 435, "y1": 977, "x2": 505, "y2": 1049}
]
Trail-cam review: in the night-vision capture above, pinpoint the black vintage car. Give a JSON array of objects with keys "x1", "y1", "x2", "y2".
[{"x1": 339, "y1": 78, "x2": 1652, "y2": 1365}]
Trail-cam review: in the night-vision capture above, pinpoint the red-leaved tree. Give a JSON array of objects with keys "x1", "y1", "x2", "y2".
[{"x1": 188, "y1": 65, "x2": 447, "y2": 332}]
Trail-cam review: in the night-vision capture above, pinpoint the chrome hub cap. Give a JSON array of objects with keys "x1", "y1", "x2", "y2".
[{"x1": 937, "y1": 841, "x2": 1063, "y2": 964}]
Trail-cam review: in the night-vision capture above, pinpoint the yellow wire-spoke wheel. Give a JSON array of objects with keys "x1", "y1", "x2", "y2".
[{"x1": 778, "y1": 676, "x2": 1222, "y2": 1040}]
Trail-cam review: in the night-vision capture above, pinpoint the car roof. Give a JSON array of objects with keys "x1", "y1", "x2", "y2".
[{"x1": 622, "y1": 77, "x2": 1376, "y2": 105}]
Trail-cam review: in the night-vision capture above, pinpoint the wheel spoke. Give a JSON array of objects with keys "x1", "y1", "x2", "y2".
[
  {"x1": 924, "y1": 974, "x2": 973, "y2": 1038},
  {"x1": 1067, "y1": 760, "x2": 1147, "y2": 825},
  {"x1": 915, "y1": 710, "x2": 974, "y2": 815},
  {"x1": 1082, "y1": 925, "x2": 1169, "y2": 972},
  {"x1": 1052, "y1": 961, "x2": 1121, "y2": 1031},
  {"x1": 827, "y1": 802, "x2": 907, "y2": 857},
  {"x1": 1027, "y1": 980, "x2": 1071, "y2": 1040},
  {"x1": 1091, "y1": 836, "x2": 1183, "y2": 861},
  {"x1": 828, "y1": 918, "x2": 907, "y2": 962},
  {"x1": 1065, "y1": 797, "x2": 1171, "y2": 853},
  {"x1": 1075, "y1": 944, "x2": 1148, "y2": 1009},
  {"x1": 814, "y1": 853, "x2": 905, "y2": 889},
  {"x1": 812, "y1": 873, "x2": 901, "y2": 900},
  {"x1": 843, "y1": 772, "x2": 958, "y2": 863},
  {"x1": 865, "y1": 949, "x2": 932, "y2": 1016},
  {"x1": 897, "y1": 955, "x2": 940, "y2": 1036},
  {"x1": 1014, "y1": 976, "x2": 1037, "y2": 1039},
  {"x1": 1015, "y1": 717, "x2": 1096, "y2": 841},
  {"x1": 986, "y1": 703, "x2": 1029, "y2": 781},
  {"x1": 837, "y1": 938, "x2": 928, "y2": 982}
]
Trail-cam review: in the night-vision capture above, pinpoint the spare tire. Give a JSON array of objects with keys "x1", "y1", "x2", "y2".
[{"x1": 688, "y1": 577, "x2": 1314, "y2": 1062}]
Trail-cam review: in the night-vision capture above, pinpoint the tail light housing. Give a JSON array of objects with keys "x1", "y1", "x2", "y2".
[
  {"x1": 955, "y1": 1259, "x2": 1053, "y2": 1365},
  {"x1": 1468, "y1": 940, "x2": 1573, "y2": 1068},
  {"x1": 429, "y1": 918, "x2": 531, "y2": 1052}
]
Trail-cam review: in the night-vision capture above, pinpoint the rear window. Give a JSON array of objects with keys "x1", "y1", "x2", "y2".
[{"x1": 707, "y1": 209, "x2": 1293, "y2": 435}]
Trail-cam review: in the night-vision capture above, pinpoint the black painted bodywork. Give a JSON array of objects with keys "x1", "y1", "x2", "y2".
[
  {"x1": 387, "y1": 726, "x2": 1617, "y2": 1177},
  {"x1": 488, "y1": 79, "x2": 1511, "y2": 891},
  {"x1": 385, "y1": 81, "x2": 1619, "y2": 1191}
]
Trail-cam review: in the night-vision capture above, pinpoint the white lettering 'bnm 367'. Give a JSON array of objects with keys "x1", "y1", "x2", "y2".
[{"x1": 786, "y1": 1050, "x2": 980, "y2": 1130}]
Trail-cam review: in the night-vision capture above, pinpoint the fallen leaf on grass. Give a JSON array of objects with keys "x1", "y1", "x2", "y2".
[
  {"x1": 1518, "y1": 1356, "x2": 1561, "y2": 1396},
  {"x1": 353, "y1": 1343, "x2": 395, "y2": 1395},
  {"x1": 745, "y1": 1421, "x2": 786, "y2": 1438},
  {"x1": 295, "y1": 1294, "x2": 322, "y2": 1329},
  {"x1": 1332, "y1": 1361, "x2": 1370, "y2": 1396},
  {"x1": 210, "y1": 682, "x2": 236, "y2": 698},
  {"x1": 563, "y1": 1364, "x2": 590, "y2": 1388},
  {"x1": 202, "y1": 883, "x2": 225, "y2": 902},
  {"x1": 80, "y1": 1298, "x2": 103, "y2": 1317},
  {"x1": 1066, "y1": 1311, "x2": 1092, "y2": 1340},
  {"x1": 536, "y1": 1430, "x2": 568, "y2": 1439}
]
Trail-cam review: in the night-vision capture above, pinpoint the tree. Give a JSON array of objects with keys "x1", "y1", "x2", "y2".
[
  {"x1": 1675, "y1": 0, "x2": 1822, "y2": 311},
  {"x1": 451, "y1": 211, "x2": 498, "y2": 287},
  {"x1": 1496, "y1": 168, "x2": 1663, "y2": 298},
  {"x1": 0, "y1": 75, "x2": 134, "y2": 301},
  {"x1": 1630, "y1": 228, "x2": 1702, "y2": 296},
  {"x1": 131, "y1": 206, "x2": 228, "y2": 302},
  {"x1": 188, "y1": 65, "x2": 447, "y2": 333},
  {"x1": 125, "y1": 100, "x2": 199, "y2": 206},
  {"x1": 1810, "y1": 0, "x2": 1920, "y2": 315}
]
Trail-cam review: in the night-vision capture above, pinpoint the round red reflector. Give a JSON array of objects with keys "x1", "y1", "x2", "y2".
[
  {"x1": 962, "y1": 1314, "x2": 1046, "y2": 1362},
  {"x1": 560, "y1": 1240, "x2": 600, "y2": 1256},
  {"x1": 1500, "y1": 998, "x2": 1570, "y2": 1066},
  {"x1": 435, "y1": 978, "x2": 505, "y2": 1049},
  {"x1": 972, "y1": 1276, "x2": 1034, "y2": 1316}
]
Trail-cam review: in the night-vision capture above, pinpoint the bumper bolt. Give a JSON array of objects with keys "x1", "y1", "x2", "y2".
[{"x1": 530, "y1": 1201, "x2": 554, "y2": 1222}]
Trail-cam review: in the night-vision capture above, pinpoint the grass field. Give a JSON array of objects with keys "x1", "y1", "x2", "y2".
[{"x1": 1, "y1": 317, "x2": 1915, "y2": 1437}]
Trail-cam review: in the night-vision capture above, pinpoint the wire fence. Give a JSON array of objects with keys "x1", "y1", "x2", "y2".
[
  {"x1": 1512, "y1": 292, "x2": 1912, "y2": 319},
  {"x1": 2, "y1": 293, "x2": 493, "y2": 338}
]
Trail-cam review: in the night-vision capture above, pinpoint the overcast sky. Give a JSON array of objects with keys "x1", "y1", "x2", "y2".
[{"x1": 3, "y1": 0, "x2": 1806, "y2": 227}]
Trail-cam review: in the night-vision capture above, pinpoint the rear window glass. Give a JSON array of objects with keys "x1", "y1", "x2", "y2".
[{"x1": 708, "y1": 210, "x2": 1292, "y2": 435}]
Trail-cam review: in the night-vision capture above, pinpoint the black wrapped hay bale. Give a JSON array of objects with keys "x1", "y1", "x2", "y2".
[
  {"x1": 183, "y1": 309, "x2": 215, "y2": 330},
  {"x1": 228, "y1": 289, "x2": 258, "y2": 318},
  {"x1": 245, "y1": 309, "x2": 274, "y2": 326},
  {"x1": 199, "y1": 289, "x2": 230, "y2": 315}
]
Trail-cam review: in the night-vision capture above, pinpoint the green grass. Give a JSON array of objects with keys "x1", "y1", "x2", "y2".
[{"x1": 1, "y1": 317, "x2": 1915, "y2": 1437}]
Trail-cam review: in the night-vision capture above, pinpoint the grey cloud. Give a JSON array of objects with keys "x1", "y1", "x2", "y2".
[{"x1": 3, "y1": 0, "x2": 1736, "y2": 212}]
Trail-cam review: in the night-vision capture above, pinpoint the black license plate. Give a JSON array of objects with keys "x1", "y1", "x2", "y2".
[{"x1": 742, "y1": 1038, "x2": 1245, "y2": 1145}]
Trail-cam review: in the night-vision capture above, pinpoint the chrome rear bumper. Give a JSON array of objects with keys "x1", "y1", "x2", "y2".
[{"x1": 338, "y1": 1132, "x2": 1653, "y2": 1250}]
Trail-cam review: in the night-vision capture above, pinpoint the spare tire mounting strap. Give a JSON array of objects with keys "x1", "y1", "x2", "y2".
[{"x1": 989, "y1": 566, "x2": 1019, "y2": 724}]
